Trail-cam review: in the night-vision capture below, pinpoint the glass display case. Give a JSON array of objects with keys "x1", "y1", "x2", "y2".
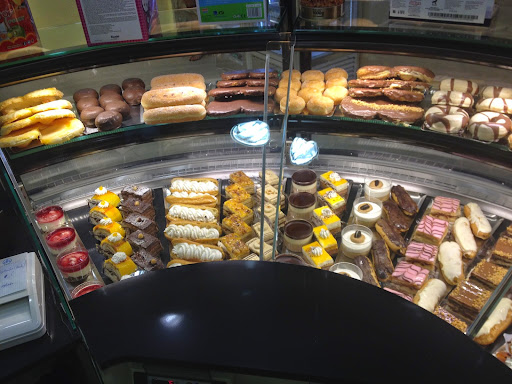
[{"x1": 2, "y1": 0, "x2": 512, "y2": 381}]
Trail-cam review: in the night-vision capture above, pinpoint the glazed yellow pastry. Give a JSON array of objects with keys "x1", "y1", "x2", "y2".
[
  {"x1": 302, "y1": 241, "x2": 334, "y2": 269},
  {"x1": 319, "y1": 171, "x2": 348, "y2": 195},
  {"x1": 229, "y1": 171, "x2": 254, "y2": 194},
  {"x1": 89, "y1": 200, "x2": 122, "y2": 225},
  {"x1": 91, "y1": 186, "x2": 120, "y2": 207},
  {"x1": 100, "y1": 232, "x2": 133, "y2": 258},
  {"x1": 225, "y1": 183, "x2": 253, "y2": 208},
  {"x1": 313, "y1": 225, "x2": 338, "y2": 256},
  {"x1": 93, "y1": 218, "x2": 125, "y2": 241},
  {"x1": 317, "y1": 187, "x2": 346, "y2": 215},
  {"x1": 103, "y1": 252, "x2": 137, "y2": 282},
  {"x1": 312, "y1": 206, "x2": 341, "y2": 235},
  {"x1": 223, "y1": 200, "x2": 253, "y2": 224},
  {"x1": 218, "y1": 233, "x2": 250, "y2": 260},
  {"x1": 222, "y1": 214, "x2": 254, "y2": 242}
]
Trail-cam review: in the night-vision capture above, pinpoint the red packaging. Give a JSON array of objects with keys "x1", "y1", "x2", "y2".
[{"x1": 0, "y1": 0, "x2": 39, "y2": 53}]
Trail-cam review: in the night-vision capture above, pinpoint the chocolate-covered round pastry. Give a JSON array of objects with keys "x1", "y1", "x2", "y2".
[
  {"x1": 80, "y1": 106, "x2": 104, "y2": 127},
  {"x1": 73, "y1": 88, "x2": 98, "y2": 103},
  {"x1": 100, "y1": 84, "x2": 122, "y2": 96},
  {"x1": 99, "y1": 93, "x2": 124, "y2": 108},
  {"x1": 122, "y1": 78, "x2": 145, "y2": 90},
  {"x1": 104, "y1": 100, "x2": 131, "y2": 119},
  {"x1": 122, "y1": 87, "x2": 145, "y2": 106},
  {"x1": 76, "y1": 96, "x2": 100, "y2": 112},
  {"x1": 95, "y1": 111, "x2": 123, "y2": 131}
]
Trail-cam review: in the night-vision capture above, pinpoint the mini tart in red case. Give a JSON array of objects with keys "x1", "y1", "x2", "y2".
[
  {"x1": 45, "y1": 226, "x2": 78, "y2": 255},
  {"x1": 35, "y1": 205, "x2": 66, "y2": 232},
  {"x1": 56, "y1": 248, "x2": 92, "y2": 283}
]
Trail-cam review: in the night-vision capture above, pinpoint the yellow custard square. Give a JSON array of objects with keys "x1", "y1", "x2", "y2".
[
  {"x1": 302, "y1": 241, "x2": 334, "y2": 269},
  {"x1": 223, "y1": 200, "x2": 253, "y2": 224},
  {"x1": 320, "y1": 171, "x2": 348, "y2": 190},
  {"x1": 229, "y1": 171, "x2": 254, "y2": 194},
  {"x1": 313, "y1": 225, "x2": 338, "y2": 256},
  {"x1": 225, "y1": 183, "x2": 253, "y2": 208},
  {"x1": 313, "y1": 206, "x2": 341, "y2": 234},
  {"x1": 318, "y1": 187, "x2": 345, "y2": 207}
]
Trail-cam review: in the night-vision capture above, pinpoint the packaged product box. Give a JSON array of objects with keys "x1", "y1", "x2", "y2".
[{"x1": 75, "y1": 0, "x2": 159, "y2": 46}]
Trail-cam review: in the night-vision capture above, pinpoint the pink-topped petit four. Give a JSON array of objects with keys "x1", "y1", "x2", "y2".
[
  {"x1": 35, "y1": 205, "x2": 65, "y2": 232},
  {"x1": 45, "y1": 226, "x2": 78, "y2": 255},
  {"x1": 414, "y1": 215, "x2": 449, "y2": 246},
  {"x1": 405, "y1": 241, "x2": 438, "y2": 266},
  {"x1": 430, "y1": 196, "x2": 460, "y2": 219},
  {"x1": 391, "y1": 260, "x2": 429, "y2": 290},
  {"x1": 383, "y1": 287, "x2": 412, "y2": 302}
]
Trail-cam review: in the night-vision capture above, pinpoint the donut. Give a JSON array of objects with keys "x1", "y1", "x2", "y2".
[
  {"x1": 281, "y1": 69, "x2": 301, "y2": 82},
  {"x1": 301, "y1": 70, "x2": 324, "y2": 82},
  {"x1": 76, "y1": 97, "x2": 99, "y2": 112},
  {"x1": 468, "y1": 112, "x2": 512, "y2": 142},
  {"x1": 122, "y1": 78, "x2": 145, "y2": 90},
  {"x1": 95, "y1": 111, "x2": 123, "y2": 131},
  {"x1": 280, "y1": 95, "x2": 306, "y2": 114},
  {"x1": 475, "y1": 98, "x2": 512, "y2": 114},
  {"x1": 431, "y1": 91, "x2": 474, "y2": 108},
  {"x1": 481, "y1": 86, "x2": 512, "y2": 100},
  {"x1": 423, "y1": 105, "x2": 470, "y2": 134},
  {"x1": 440, "y1": 78, "x2": 479, "y2": 96},
  {"x1": 381, "y1": 88, "x2": 424, "y2": 103},
  {"x1": 73, "y1": 88, "x2": 98, "y2": 103},
  {"x1": 326, "y1": 78, "x2": 347, "y2": 88},
  {"x1": 301, "y1": 80, "x2": 325, "y2": 91},
  {"x1": 307, "y1": 95, "x2": 334, "y2": 116},
  {"x1": 100, "y1": 84, "x2": 122, "y2": 95},
  {"x1": 279, "y1": 78, "x2": 301, "y2": 91},
  {"x1": 323, "y1": 86, "x2": 348, "y2": 105},
  {"x1": 99, "y1": 93, "x2": 123, "y2": 108},
  {"x1": 80, "y1": 106, "x2": 104, "y2": 127},
  {"x1": 393, "y1": 66, "x2": 435, "y2": 83},
  {"x1": 348, "y1": 88, "x2": 383, "y2": 98},
  {"x1": 356, "y1": 66, "x2": 393, "y2": 80},
  {"x1": 104, "y1": 100, "x2": 131, "y2": 119},
  {"x1": 274, "y1": 87, "x2": 298, "y2": 103},
  {"x1": 298, "y1": 88, "x2": 321, "y2": 103},
  {"x1": 122, "y1": 87, "x2": 145, "y2": 106},
  {"x1": 325, "y1": 68, "x2": 348, "y2": 80}
]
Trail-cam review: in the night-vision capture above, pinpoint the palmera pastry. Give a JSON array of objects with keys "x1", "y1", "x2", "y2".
[
  {"x1": 143, "y1": 105, "x2": 206, "y2": 125},
  {"x1": 463, "y1": 202, "x2": 491, "y2": 240},
  {"x1": 222, "y1": 214, "x2": 255, "y2": 242},
  {"x1": 307, "y1": 95, "x2": 334, "y2": 116},
  {"x1": 100, "y1": 232, "x2": 133, "y2": 258},
  {"x1": 413, "y1": 279, "x2": 447, "y2": 313},
  {"x1": 218, "y1": 233, "x2": 250, "y2": 260},
  {"x1": 453, "y1": 217, "x2": 477, "y2": 259},
  {"x1": 171, "y1": 238, "x2": 225, "y2": 262},
  {"x1": 164, "y1": 220, "x2": 222, "y2": 244},
  {"x1": 225, "y1": 183, "x2": 253, "y2": 208},
  {"x1": 0, "y1": 88, "x2": 64, "y2": 115},
  {"x1": 103, "y1": 252, "x2": 138, "y2": 282},
  {"x1": 1, "y1": 109, "x2": 76, "y2": 136},
  {"x1": 280, "y1": 95, "x2": 306, "y2": 114},
  {"x1": 223, "y1": 200, "x2": 253, "y2": 224},
  {"x1": 89, "y1": 201, "x2": 122, "y2": 225},
  {"x1": 90, "y1": 186, "x2": 120, "y2": 208},
  {"x1": 170, "y1": 177, "x2": 218, "y2": 196},
  {"x1": 0, "y1": 99, "x2": 73, "y2": 127},
  {"x1": 37, "y1": 118, "x2": 85, "y2": 145},
  {"x1": 0, "y1": 125, "x2": 40, "y2": 148},
  {"x1": 167, "y1": 204, "x2": 218, "y2": 224},
  {"x1": 93, "y1": 218, "x2": 125, "y2": 241},
  {"x1": 474, "y1": 298, "x2": 512, "y2": 346}
]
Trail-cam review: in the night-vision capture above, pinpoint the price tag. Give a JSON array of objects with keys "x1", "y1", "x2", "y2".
[
  {"x1": 0, "y1": 254, "x2": 27, "y2": 298},
  {"x1": 197, "y1": 0, "x2": 266, "y2": 25},
  {"x1": 390, "y1": 0, "x2": 488, "y2": 25}
]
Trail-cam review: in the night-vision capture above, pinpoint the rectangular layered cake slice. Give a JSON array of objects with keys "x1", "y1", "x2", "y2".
[
  {"x1": 492, "y1": 236, "x2": 512, "y2": 267},
  {"x1": 120, "y1": 185, "x2": 153, "y2": 203},
  {"x1": 405, "y1": 241, "x2": 438, "y2": 266},
  {"x1": 127, "y1": 230, "x2": 163, "y2": 256},
  {"x1": 131, "y1": 249, "x2": 165, "y2": 271},
  {"x1": 246, "y1": 238, "x2": 273, "y2": 261},
  {"x1": 122, "y1": 213, "x2": 158, "y2": 236},
  {"x1": 252, "y1": 221, "x2": 274, "y2": 244},
  {"x1": 470, "y1": 260, "x2": 508, "y2": 289},
  {"x1": 430, "y1": 196, "x2": 461, "y2": 221},
  {"x1": 229, "y1": 171, "x2": 254, "y2": 194},
  {"x1": 218, "y1": 233, "x2": 250, "y2": 260},
  {"x1": 120, "y1": 197, "x2": 156, "y2": 220},
  {"x1": 222, "y1": 214, "x2": 255, "y2": 242},
  {"x1": 413, "y1": 215, "x2": 449, "y2": 246},
  {"x1": 302, "y1": 241, "x2": 334, "y2": 269},
  {"x1": 319, "y1": 171, "x2": 349, "y2": 197},
  {"x1": 447, "y1": 280, "x2": 492, "y2": 319},
  {"x1": 390, "y1": 260, "x2": 429, "y2": 291},
  {"x1": 225, "y1": 183, "x2": 253, "y2": 208},
  {"x1": 317, "y1": 187, "x2": 346, "y2": 216},
  {"x1": 313, "y1": 225, "x2": 338, "y2": 256},
  {"x1": 312, "y1": 206, "x2": 341, "y2": 235},
  {"x1": 223, "y1": 200, "x2": 253, "y2": 224},
  {"x1": 433, "y1": 306, "x2": 468, "y2": 333}
]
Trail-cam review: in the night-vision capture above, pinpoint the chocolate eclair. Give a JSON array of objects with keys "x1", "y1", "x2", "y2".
[
  {"x1": 371, "y1": 239, "x2": 394, "y2": 282},
  {"x1": 375, "y1": 219, "x2": 406, "y2": 255},
  {"x1": 391, "y1": 185, "x2": 418, "y2": 216},
  {"x1": 353, "y1": 255, "x2": 381, "y2": 287},
  {"x1": 382, "y1": 200, "x2": 410, "y2": 233}
]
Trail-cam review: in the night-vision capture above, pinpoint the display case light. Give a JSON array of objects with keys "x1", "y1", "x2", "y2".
[
  {"x1": 230, "y1": 120, "x2": 270, "y2": 147},
  {"x1": 290, "y1": 137, "x2": 318, "y2": 165}
]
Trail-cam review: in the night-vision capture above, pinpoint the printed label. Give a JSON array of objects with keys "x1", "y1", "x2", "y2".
[
  {"x1": 390, "y1": 0, "x2": 487, "y2": 24},
  {"x1": 197, "y1": 0, "x2": 266, "y2": 24}
]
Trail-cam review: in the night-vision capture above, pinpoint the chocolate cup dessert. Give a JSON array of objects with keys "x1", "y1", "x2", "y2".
[
  {"x1": 292, "y1": 169, "x2": 318, "y2": 194},
  {"x1": 283, "y1": 219, "x2": 313, "y2": 252},
  {"x1": 288, "y1": 192, "x2": 316, "y2": 220}
]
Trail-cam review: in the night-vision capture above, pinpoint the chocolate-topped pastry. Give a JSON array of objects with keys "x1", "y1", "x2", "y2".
[
  {"x1": 248, "y1": 68, "x2": 278, "y2": 78},
  {"x1": 73, "y1": 88, "x2": 98, "y2": 103},
  {"x1": 95, "y1": 111, "x2": 122, "y2": 131},
  {"x1": 375, "y1": 219, "x2": 406, "y2": 255},
  {"x1": 80, "y1": 106, "x2": 104, "y2": 127},
  {"x1": 371, "y1": 239, "x2": 394, "y2": 282},
  {"x1": 221, "y1": 70, "x2": 249, "y2": 80},
  {"x1": 381, "y1": 89, "x2": 424, "y2": 103},
  {"x1": 122, "y1": 213, "x2": 158, "y2": 236},
  {"x1": 120, "y1": 185, "x2": 153, "y2": 203},
  {"x1": 470, "y1": 260, "x2": 508, "y2": 289},
  {"x1": 99, "y1": 93, "x2": 123, "y2": 108},
  {"x1": 104, "y1": 100, "x2": 131, "y2": 119},
  {"x1": 122, "y1": 78, "x2": 145, "y2": 90},
  {"x1": 246, "y1": 78, "x2": 279, "y2": 87},
  {"x1": 208, "y1": 86, "x2": 276, "y2": 99},
  {"x1": 447, "y1": 280, "x2": 492, "y2": 319},
  {"x1": 122, "y1": 87, "x2": 145, "y2": 106},
  {"x1": 131, "y1": 249, "x2": 164, "y2": 271},
  {"x1": 120, "y1": 197, "x2": 155, "y2": 220},
  {"x1": 100, "y1": 83, "x2": 122, "y2": 95},
  {"x1": 348, "y1": 88, "x2": 383, "y2": 98},
  {"x1": 390, "y1": 185, "x2": 418, "y2": 216},
  {"x1": 340, "y1": 97, "x2": 424, "y2": 124},
  {"x1": 76, "y1": 97, "x2": 99, "y2": 112},
  {"x1": 353, "y1": 255, "x2": 380, "y2": 287},
  {"x1": 206, "y1": 99, "x2": 275, "y2": 117},
  {"x1": 393, "y1": 66, "x2": 435, "y2": 83},
  {"x1": 127, "y1": 230, "x2": 163, "y2": 256},
  {"x1": 348, "y1": 79, "x2": 430, "y2": 92},
  {"x1": 382, "y1": 200, "x2": 410, "y2": 233},
  {"x1": 217, "y1": 79, "x2": 247, "y2": 88}
]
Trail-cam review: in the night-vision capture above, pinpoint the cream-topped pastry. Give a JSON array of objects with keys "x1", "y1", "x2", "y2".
[
  {"x1": 474, "y1": 298, "x2": 512, "y2": 345},
  {"x1": 171, "y1": 191, "x2": 211, "y2": 198},
  {"x1": 341, "y1": 225, "x2": 373, "y2": 258},
  {"x1": 453, "y1": 217, "x2": 477, "y2": 259},
  {"x1": 353, "y1": 198, "x2": 382, "y2": 228},
  {"x1": 171, "y1": 242, "x2": 223, "y2": 262},
  {"x1": 312, "y1": 206, "x2": 341, "y2": 234},
  {"x1": 90, "y1": 186, "x2": 120, "y2": 207},
  {"x1": 168, "y1": 205, "x2": 216, "y2": 223},
  {"x1": 171, "y1": 179, "x2": 218, "y2": 194},
  {"x1": 320, "y1": 171, "x2": 349, "y2": 196},
  {"x1": 164, "y1": 224, "x2": 219, "y2": 239},
  {"x1": 313, "y1": 225, "x2": 338, "y2": 256},
  {"x1": 438, "y1": 241, "x2": 463, "y2": 285},
  {"x1": 413, "y1": 279, "x2": 447, "y2": 312},
  {"x1": 364, "y1": 177, "x2": 391, "y2": 201},
  {"x1": 302, "y1": 241, "x2": 333, "y2": 269}
]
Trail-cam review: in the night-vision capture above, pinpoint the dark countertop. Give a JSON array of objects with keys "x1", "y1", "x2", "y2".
[{"x1": 71, "y1": 261, "x2": 512, "y2": 383}]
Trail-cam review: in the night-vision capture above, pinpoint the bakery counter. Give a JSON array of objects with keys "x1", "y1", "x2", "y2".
[{"x1": 70, "y1": 261, "x2": 512, "y2": 382}]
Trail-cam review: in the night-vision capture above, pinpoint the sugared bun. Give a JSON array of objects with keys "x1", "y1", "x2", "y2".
[
  {"x1": 100, "y1": 84, "x2": 122, "y2": 95},
  {"x1": 104, "y1": 100, "x2": 131, "y2": 119},
  {"x1": 280, "y1": 95, "x2": 306, "y2": 114},
  {"x1": 73, "y1": 88, "x2": 98, "y2": 103},
  {"x1": 122, "y1": 78, "x2": 145, "y2": 90},
  {"x1": 80, "y1": 106, "x2": 104, "y2": 127},
  {"x1": 76, "y1": 97, "x2": 100, "y2": 112},
  {"x1": 298, "y1": 87, "x2": 321, "y2": 103},
  {"x1": 307, "y1": 95, "x2": 334, "y2": 116},
  {"x1": 99, "y1": 93, "x2": 124, "y2": 108},
  {"x1": 95, "y1": 111, "x2": 123, "y2": 131},
  {"x1": 274, "y1": 87, "x2": 298, "y2": 103},
  {"x1": 123, "y1": 87, "x2": 145, "y2": 106},
  {"x1": 325, "y1": 67, "x2": 348, "y2": 80}
]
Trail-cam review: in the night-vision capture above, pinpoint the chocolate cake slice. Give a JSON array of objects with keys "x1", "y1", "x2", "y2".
[
  {"x1": 127, "y1": 230, "x2": 163, "y2": 256},
  {"x1": 121, "y1": 185, "x2": 153, "y2": 203},
  {"x1": 122, "y1": 213, "x2": 158, "y2": 236},
  {"x1": 120, "y1": 197, "x2": 155, "y2": 220},
  {"x1": 131, "y1": 249, "x2": 165, "y2": 271}
]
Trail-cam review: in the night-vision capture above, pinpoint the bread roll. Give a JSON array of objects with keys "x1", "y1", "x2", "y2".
[
  {"x1": 281, "y1": 69, "x2": 301, "y2": 81},
  {"x1": 150, "y1": 73, "x2": 205, "y2": 90},
  {"x1": 141, "y1": 87, "x2": 206, "y2": 109},
  {"x1": 301, "y1": 80, "x2": 325, "y2": 91},
  {"x1": 143, "y1": 104, "x2": 206, "y2": 124}
]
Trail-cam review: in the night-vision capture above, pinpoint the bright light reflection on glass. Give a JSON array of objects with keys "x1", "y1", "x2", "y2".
[
  {"x1": 231, "y1": 120, "x2": 270, "y2": 147},
  {"x1": 160, "y1": 313, "x2": 184, "y2": 328},
  {"x1": 290, "y1": 137, "x2": 319, "y2": 165}
]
